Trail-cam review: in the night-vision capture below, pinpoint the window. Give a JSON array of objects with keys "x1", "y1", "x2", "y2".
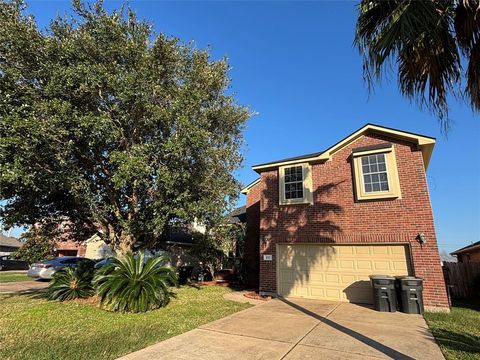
[
  {"x1": 284, "y1": 166, "x2": 304, "y2": 199},
  {"x1": 352, "y1": 146, "x2": 401, "y2": 201},
  {"x1": 60, "y1": 258, "x2": 80, "y2": 265},
  {"x1": 361, "y1": 154, "x2": 389, "y2": 193},
  {"x1": 279, "y1": 163, "x2": 313, "y2": 205}
]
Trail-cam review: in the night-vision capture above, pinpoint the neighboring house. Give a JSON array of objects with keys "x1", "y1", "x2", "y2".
[
  {"x1": 228, "y1": 206, "x2": 246, "y2": 224},
  {"x1": 451, "y1": 241, "x2": 480, "y2": 263},
  {"x1": 0, "y1": 234, "x2": 23, "y2": 256},
  {"x1": 55, "y1": 240, "x2": 86, "y2": 257},
  {"x1": 84, "y1": 234, "x2": 116, "y2": 259},
  {"x1": 241, "y1": 124, "x2": 449, "y2": 311},
  {"x1": 156, "y1": 224, "x2": 203, "y2": 268}
]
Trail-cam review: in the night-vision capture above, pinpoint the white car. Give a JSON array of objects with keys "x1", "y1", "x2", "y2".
[{"x1": 28, "y1": 257, "x2": 95, "y2": 280}]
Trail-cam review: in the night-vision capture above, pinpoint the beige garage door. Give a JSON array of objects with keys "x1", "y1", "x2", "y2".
[{"x1": 277, "y1": 244, "x2": 412, "y2": 304}]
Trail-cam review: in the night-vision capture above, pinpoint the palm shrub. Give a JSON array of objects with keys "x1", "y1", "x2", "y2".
[
  {"x1": 93, "y1": 252, "x2": 177, "y2": 313},
  {"x1": 46, "y1": 261, "x2": 95, "y2": 301}
]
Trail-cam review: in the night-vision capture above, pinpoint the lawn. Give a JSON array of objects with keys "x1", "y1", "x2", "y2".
[
  {"x1": 0, "y1": 285, "x2": 251, "y2": 360},
  {"x1": 425, "y1": 300, "x2": 480, "y2": 360},
  {"x1": 0, "y1": 272, "x2": 31, "y2": 283}
]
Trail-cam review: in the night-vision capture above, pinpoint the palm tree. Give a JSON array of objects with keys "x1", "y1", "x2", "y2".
[{"x1": 355, "y1": 0, "x2": 479, "y2": 131}]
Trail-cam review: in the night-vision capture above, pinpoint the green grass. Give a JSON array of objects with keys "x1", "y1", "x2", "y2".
[
  {"x1": 425, "y1": 300, "x2": 480, "y2": 360},
  {"x1": 0, "y1": 273, "x2": 31, "y2": 283},
  {"x1": 0, "y1": 285, "x2": 251, "y2": 360}
]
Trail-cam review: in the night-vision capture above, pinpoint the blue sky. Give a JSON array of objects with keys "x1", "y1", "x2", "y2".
[{"x1": 6, "y1": 1, "x2": 480, "y2": 253}]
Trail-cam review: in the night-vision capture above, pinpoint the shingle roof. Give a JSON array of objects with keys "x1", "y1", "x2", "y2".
[
  {"x1": 253, "y1": 151, "x2": 324, "y2": 168},
  {"x1": 0, "y1": 234, "x2": 23, "y2": 248},
  {"x1": 451, "y1": 241, "x2": 480, "y2": 255},
  {"x1": 228, "y1": 206, "x2": 246, "y2": 224},
  {"x1": 251, "y1": 123, "x2": 436, "y2": 171}
]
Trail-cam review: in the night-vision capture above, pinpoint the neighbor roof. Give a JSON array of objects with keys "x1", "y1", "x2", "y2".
[
  {"x1": 451, "y1": 241, "x2": 480, "y2": 255},
  {"x1": 251, "y1": 123, "x2": 436, "y2": 173},
  {"x1": 0, "y1": 234, "x2": 23, "y2": 248},
  {"x1": 228, "y1": 206, "x2": 246, "y2": 224}
]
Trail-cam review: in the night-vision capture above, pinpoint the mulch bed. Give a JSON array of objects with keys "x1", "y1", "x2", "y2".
[
  {"x1": 243, "y1": 290, "x2": 272, "y2": 301},
  {"x1": 197, "y1": 280, "x2": 244, "y2": 287}
]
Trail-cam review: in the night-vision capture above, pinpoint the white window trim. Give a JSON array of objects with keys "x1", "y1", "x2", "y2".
[
  {"x1": 278, "y1": 163, "x2": 313, "y2": 205},
  {"x1": 353, "y1": 147, "x2": 401, "y2": 201}
]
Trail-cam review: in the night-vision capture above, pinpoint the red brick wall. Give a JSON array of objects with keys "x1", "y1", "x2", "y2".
[
  {"x1": 255, "y1": 132, "x2": 449, "y2": 309},
  {"x1": 55, "y1": 240, "x2": 86, "y2": 257},
  {"x1": 244, "y1": 182, "x2": 261, "y2": 288}
]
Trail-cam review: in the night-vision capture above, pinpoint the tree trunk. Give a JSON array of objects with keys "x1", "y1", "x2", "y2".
[{"x1": 116, "y1": 231, "x2": 135, "y2": 255}]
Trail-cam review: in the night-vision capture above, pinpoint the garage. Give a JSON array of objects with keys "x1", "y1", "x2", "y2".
[{"x1": 277, "y1": 244, "x2": 412, "y2": 304}]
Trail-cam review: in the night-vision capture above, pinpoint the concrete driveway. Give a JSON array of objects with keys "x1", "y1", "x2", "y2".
[
  {"x1": 0, "y1": 280, "x2": 48, "y2": 294},
  {"x1": 119, "y1": 297, "x2": 444, "y2": 360}
]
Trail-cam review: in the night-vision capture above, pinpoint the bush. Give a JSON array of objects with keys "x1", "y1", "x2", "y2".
[
  {"x1": 93, "y1": 252, "x2": 177, "y2": 313},
  {"x1": 13, "y1": 228, "x2": 55, "y2": 264},
  {"x1": 46, "y1": 262, "x2": 95, "y2": 301}
]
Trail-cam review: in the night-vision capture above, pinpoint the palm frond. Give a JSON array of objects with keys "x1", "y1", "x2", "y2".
[
  {"x1": 46, "y1": 266, "x2": 94, "y2": 301},
  {"x1": 355, "y1": 0, "x2": 462, "y2": 130},
  {"x1": 455, "y1": 0, "x2": 480, "y2": 109},
  {"x1": 93, "y1": 252, "x2": 177, "y2": 313}
]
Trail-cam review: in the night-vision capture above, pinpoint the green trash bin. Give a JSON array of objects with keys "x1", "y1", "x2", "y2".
[
  {"x1": 395, "y1": 276, "x2": 424, "y2": 314},
  {"x1": 369, "y1": 275, "x2": 397, "y2": 312}
]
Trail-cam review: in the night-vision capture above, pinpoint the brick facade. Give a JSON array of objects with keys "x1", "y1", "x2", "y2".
[
  {"x1": 247, "y1": 132, "x2": 449, "y2": 310},
  {"x1": 244, "y1": 182, "x2": 261, "y2": 288}
]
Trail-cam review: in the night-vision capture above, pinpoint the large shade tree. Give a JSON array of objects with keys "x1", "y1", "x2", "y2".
[
  {"x1": 0, "y1": 0, "x2": 250, "y2": 253},
  {"x1": 355, "y1": 0, "x2": 479, "y2": 131}
]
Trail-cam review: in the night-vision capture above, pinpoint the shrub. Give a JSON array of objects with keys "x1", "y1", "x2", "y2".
[
  {"x1": 46, "y1": 261, "x2": 95, "y2": 301},
  {"x1": 13, "y1": 228, "x2": 55, "y2": 264},
  {"x1": 93, "y1": 252, "x2": 177, "y2": 313}
]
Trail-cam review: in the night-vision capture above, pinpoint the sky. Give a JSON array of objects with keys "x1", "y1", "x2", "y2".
[{"x1": 4, "y1": 0, "x2": 480, "y2": 254}]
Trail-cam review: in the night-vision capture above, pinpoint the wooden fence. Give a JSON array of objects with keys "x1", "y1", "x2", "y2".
[{"x1": 442, "y1": 261, "x2": 480, "y2": 299}]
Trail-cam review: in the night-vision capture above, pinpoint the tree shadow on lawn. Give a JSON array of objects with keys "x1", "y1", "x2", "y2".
[
  {"x1": 0, "y1": 288, "x2": 47, "y2": 300},
  {"x1": 451, "y1": 298, "x2": 480, "y2": 312},
  {"x1": 430, "y1": 328, "x2": 480, "y2": 356}
]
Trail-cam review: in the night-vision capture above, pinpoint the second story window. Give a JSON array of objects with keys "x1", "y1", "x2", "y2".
[
  {"x1": 361, "y1": 154, "x2": 389, "y2": 193},
  {"x1": 284, "y1": 166, "x2": 304, "y2": 199},
  {"x1": 352, "y1": 144, "x2": 401, "y2": 201},
  {"x1": 279, "y1": 163, "x2": 313, "y2": 205}
]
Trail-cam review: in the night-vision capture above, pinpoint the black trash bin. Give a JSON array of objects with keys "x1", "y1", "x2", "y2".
[
  {"x1": 369, "y1": 275, "x2": 397, "y2": 312},
  {"x1": 395, "y1": 276, "x2": 424, "y2": 314}
]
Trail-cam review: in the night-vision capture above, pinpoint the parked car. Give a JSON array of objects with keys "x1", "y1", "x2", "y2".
[
  {"x1": 93, "y1": 257, "x2": 114, "y2": 269},
  {"x1": 0, "y1": 256, "x2": 29, "y2": 271},
  {"x1": 27, "y1": 257, "x2": 95, "y2": 280}
]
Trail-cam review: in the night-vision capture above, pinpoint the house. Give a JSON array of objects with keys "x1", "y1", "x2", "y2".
[
  {"x1": 241, "y1": 124, "x2": 449, "y2": 311},
  {"x1": 228, "y1": 206, "x2": 246, "y2": 224},
  {"x1": 0, "y1": 234, "x2": 23, "y2": 256},
  {"x1": 84, "y1": 234, "x2": 116, "y2": 259},
  {"x1": 55, "y1": 240, "x2": 86, "y2": 257},
  {"x1": 451, "y1": 241, "x2": 480, "y2": 263}
]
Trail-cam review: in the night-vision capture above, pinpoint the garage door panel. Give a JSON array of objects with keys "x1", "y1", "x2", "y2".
[
  {"x1": 393, "y1": 261, "x2": 408, "y2": 271},
  {"x1": 341, "y1": 274, "x2": 356, "y2": 284},
  {"x1": 277, "y1": 244, "x2": 411, "y2": 304},
  {"x1": 357, "y1": 260, "x2": 373, "y2": 270},
  {"x1": 373, "y1": 261, "x2": 391, "y2": 271},
  {"x1": 308, "y1": 272, "x2": 325, "y2": 283},
  {"x1": 354, "y1": 246, "x2": 371, "y2": 255}
]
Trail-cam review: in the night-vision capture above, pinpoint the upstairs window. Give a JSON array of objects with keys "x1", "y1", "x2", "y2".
[
  {"x1": 284, "y1": 166, "x2": 304, "y2": 199},
  {"x1": 361, "y1": 154, "x2": 389, "y2": 193},
  {"x1": 352, "y1": 145, "x2": 401, "y2": 201},
  {"x1": 279, "y1": 163, "x2": 313, "y2": 205}
]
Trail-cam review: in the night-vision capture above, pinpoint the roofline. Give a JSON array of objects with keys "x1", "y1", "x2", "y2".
[
  {"x1": 251, "y1": 123, "x2": 436, "y2": 173},
  {"x1": 451, "y1": 243, "x2": 480, "y2": 255},
  {"x1": 252, "y1": 151, "x2": 324, "y2": 169},
  {"x1": 241, "y1": 178, "x2": 260, "y2": 194}
]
